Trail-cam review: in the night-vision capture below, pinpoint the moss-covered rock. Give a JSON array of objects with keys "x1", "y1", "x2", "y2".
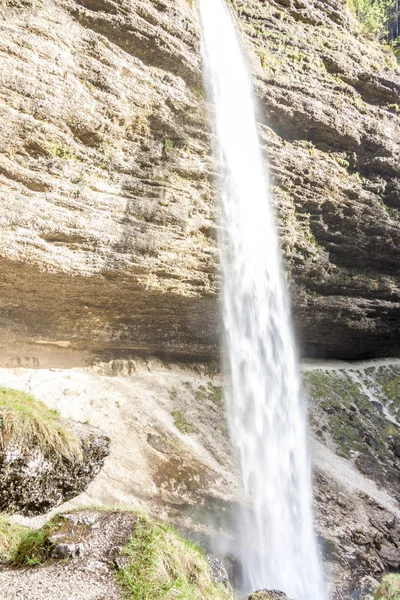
[
  {"x1": 0, "y1": 387, "x2": 110, "y2": 515},
  {"x1": 304, "y1": 364, "x2": 400, "y2": 498}
]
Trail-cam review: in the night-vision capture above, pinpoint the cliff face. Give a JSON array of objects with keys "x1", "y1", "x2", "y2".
[{"x1": 0, "y1": 0, "x2": 399, "y2": 363}]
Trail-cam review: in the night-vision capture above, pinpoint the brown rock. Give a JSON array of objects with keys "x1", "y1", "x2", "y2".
[{"x1": 0, "y1": 0, "x2": 399, "y2": 362}]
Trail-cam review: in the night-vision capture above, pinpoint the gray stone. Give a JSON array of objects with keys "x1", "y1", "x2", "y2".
[
  {"x1": 358, "y1": 576, "x2": 380, "y2": 595},
  {"x1": 206, "y1": 554, "x2": 231, "y2": 591},
  {"x1": 51, "y1": 543, "x2": 85, "y2": 559},
  {"x1": 377, "y1": 543, "x2": 400, "y2": 569}
]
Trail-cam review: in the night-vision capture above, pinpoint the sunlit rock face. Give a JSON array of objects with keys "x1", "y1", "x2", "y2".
[{"x1": 0, "y1": 0, "x2": 399, "y2": 362}]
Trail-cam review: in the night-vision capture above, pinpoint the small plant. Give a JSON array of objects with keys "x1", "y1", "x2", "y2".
[
  {"x1": 118, "y1": 515, "x2": 231, "y2": 600},
  {"x1": 163, "y1": 137, "x2": 175, "y2": 150},
  {"x1": 334, "y1": 156, "x2": 350, "y2": 169},
  {"x1": 171, "y1": 410, "x2": 194, "y2": 434},
  {"x1": 46, "y1": 142, "x2": 76, "y2": 160},
  {"x1": 207, "y1": 382, "x2": 223, "y2": 408},
  {"x1": 169, "y1": 386, "x2": 178, "y2": 400},
  {"x1": 375, "y1": 574, "x2": 400, "y2": 600},
  {"x1": 259, "y1": 50, "x2": 267, "y2": 69}
]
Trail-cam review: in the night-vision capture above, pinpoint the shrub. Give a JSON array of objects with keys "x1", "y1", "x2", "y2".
[
  {"x1": 349, "y1": 0, "x2": 398, "y2": 39},
  {"x1": 375, "y1": 574, "x2": 400, "y2": 600}
]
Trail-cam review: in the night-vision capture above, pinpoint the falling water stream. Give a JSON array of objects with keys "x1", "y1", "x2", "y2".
[{"x1": 199, "y1": 1, "x2": 326, "y2": 598}]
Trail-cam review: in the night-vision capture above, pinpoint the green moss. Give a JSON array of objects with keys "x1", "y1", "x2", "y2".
[
  {"x1": 171, "y1": 410, "x2": 195, "y2": 434},
  {"x1": 304, "y1": 370, "x2": 384, "y2": 457},
  {"x1": 374, "y1": 367, "x2": 400, "y2": 421},
  {"x1": 194, "y1": 383, "x2": 223, "y2": 408},
  {"x1": 0, "y1": 386, "x2": 81, "y2": 461},
  {"x1": 119, "y1": 515, "x2": 231, "y2": 600},
  {"x1": 304, "y1": 371, "x2": 368, "y2": 408},
  {"x1": 375, "y1": 574, "x2": 400, "y2": 600},
  {"x1": 0, "y1": 515, "x2": 29, "y2": 563},
  {"x1": 382, "y1": 377, "x2": 400, "y2": 403}
]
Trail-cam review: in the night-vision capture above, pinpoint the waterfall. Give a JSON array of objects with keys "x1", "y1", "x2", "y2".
[{"x1": 199, "y1": 1, "x2": 326, "y2": 599}]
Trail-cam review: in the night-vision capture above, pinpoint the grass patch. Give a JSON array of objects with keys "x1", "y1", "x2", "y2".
[
  {"x1": 0, "y1": 386, "x2": 82, "y2": 461},
  {"x1": 119, "y1": 515, "x2": 231, "y2": 600},
  {"x1": 0, "y1": 515, "x2": 29, "y2": 563},
  {"x1": 375, "y1": 574, "x2": 400, "y2": 600},
  {"x1": 11, "y1": 521, "x2": 57, "y2": 567}
]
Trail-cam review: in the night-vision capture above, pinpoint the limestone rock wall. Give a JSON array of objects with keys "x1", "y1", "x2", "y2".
[{"x1": 0, "y1": 0, "x2": 399, "y2": 361}]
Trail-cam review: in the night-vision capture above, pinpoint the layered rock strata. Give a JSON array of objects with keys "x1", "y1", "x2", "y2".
[{"x1": 0, "y1": 0, "x2": 399, "y2": 360}]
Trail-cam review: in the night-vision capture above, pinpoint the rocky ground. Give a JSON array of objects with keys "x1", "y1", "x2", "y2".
[
  {"x1": 0, "y1": 0, "x2": 399, "y2": 362},
  {"x1": 0, "y1": 358, "x2": 399, "y2": 599},
  {"x1": 0, "y1": 510, "x2": 134, "y2": 600}
]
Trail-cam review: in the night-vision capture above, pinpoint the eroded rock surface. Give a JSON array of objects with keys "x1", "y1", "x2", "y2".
[
  {"x1": 0, "y1": 420, "x2": 110, "y2": 515},
  {"x1": 0, "y1": 0, "x2": 399, "y2": 362}
]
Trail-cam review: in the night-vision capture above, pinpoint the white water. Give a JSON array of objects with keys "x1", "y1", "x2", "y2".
[{"x1": 199, "y1": 1, "x2": 326, "y2": 598}]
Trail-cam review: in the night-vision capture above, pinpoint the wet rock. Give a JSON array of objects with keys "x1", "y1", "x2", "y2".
[
  {"x1": 147, "y1": 433, "x2": 174, "y2": 455},
  {"x1": 377, "y1": 544, "x2": 400, "y2": 570},
  {"x1": 64, "y1": 513, "x2": 100, "y2": 527},
  {"x1": 248, "y1": 591, "x2": 291, "y2": 600},
  {"x1": 352, "y1": 530, "x2": 371, "y2": 546},
  {"x1": 0, "y1": 421, "x2": 110, "y2": 515},
  {"x1": 390, "y1": 437, "x2": 400, "y2": 458},
  {"x1": 358, "y1": 575, "x2": 380, "y2": 596},
  {"x1": 206, "y1": 555, "x2": 231, "y2": 591}
]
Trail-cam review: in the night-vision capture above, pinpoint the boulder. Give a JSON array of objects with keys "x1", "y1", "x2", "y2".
[
  {"x1": 0, "y1": 421, "x2": 110, "y2": 515},
  {"x1": 248, "y1": 591, "x2": 291, "y2": 600}
]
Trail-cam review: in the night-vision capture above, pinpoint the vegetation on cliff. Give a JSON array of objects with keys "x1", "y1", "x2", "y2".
[
  {"x1": 351, "y1": 0, "x2": 399, "y2": 45},
  {"x1": 0, "y1": 386, "x2": 81, "y2": 461}
]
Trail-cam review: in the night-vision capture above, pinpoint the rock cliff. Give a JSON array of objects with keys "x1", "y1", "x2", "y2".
[{"x1": 0, "y1": 0, "x2": 399, "y2": 362}]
